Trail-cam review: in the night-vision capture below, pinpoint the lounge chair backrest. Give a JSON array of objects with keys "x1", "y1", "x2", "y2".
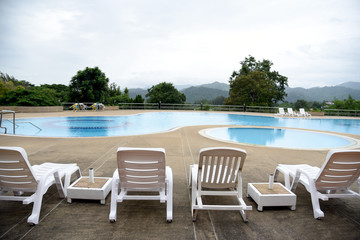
[
  {"x1": 315, "y1": 150, "x2": 360, "y2": 190},
  {"x1": 198, "y1": 147, "x2": 246, "y2": 188},
  {"x1": 279, "y1": 108, "x2": 285, "y2": 114},
  {"x1": 117, "y1": 147, "x2": 166, "y2": 190},
  {"x1": 0, "y1": 147, "x2": 38, "y2": 192}
]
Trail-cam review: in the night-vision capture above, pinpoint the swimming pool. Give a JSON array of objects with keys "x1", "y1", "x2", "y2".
[
  {"x1": 201, "y1": 127, "x2": 359, "y2": 150},
  {"x1": 2, "y1": 112, "x2": 360, "y2": 138}
]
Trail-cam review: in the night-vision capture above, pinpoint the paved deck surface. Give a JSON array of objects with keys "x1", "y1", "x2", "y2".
[{"x1": 0, "y1": 111, "x2": 359, "y2": 240}]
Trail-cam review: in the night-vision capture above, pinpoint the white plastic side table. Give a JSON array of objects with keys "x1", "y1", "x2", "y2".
[
  {"x1": 67, "y1": 177, "x2": 112, "y2": 204},
  {"x1": 247, "y1": 183, "x2": 296, "y2": 211}
]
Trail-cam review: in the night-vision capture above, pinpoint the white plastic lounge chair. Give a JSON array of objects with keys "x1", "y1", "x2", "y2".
[
  {"x1": 0, "y1": 146, "x2": 81, "y2": 225},
  {"x1": 109, "y1": 147, "x2": 173, "y2": 223},
  {"x1": 274, "y1": 150, "x2": 360, "y2": 219},
  {"x1": 275, "y1": 108, "x2": 286, "y2": 116},
  {"x1": 286, "y1": 108, "x2": 296, "y2": 117},
  {"x1": 298, "y1": 108, "x2": 311, "y2": 117},
  {"x1": 189, "y1": 147, "x2": 252, "y2": 222}
]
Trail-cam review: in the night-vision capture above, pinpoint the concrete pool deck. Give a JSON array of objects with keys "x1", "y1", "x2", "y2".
[{"x1": 0, "y1": 111, "x2": 359, "y2": 240}]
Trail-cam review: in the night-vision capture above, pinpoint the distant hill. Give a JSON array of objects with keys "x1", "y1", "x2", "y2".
[
  {"x1": 128, "y1": 82, "x2": 230, "y2": 103},
  {"x1": 336, "y1": 82, "x2": 360, "y2": 90},
  {"x1": 181, "y1": 86, "x2": 229, "y2": 103},
  {"x1": 128, "y1": 88, "x2": 147, "y2": 99},
  {"x1": 199, "y1": 82, "x2": 230, "y2": 92},
  {"x1": 284, "y1": 86, "x2": 360, "y2": 102},
  {"x1": 174, "y1": 84, "x2": 192, "y2": 90},
  {"x1": 128, "y1": 81, "x2": 360, "y2": 103}
]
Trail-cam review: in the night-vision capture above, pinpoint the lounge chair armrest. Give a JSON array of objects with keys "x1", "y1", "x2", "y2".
[
  {"x1": 291, "y1": 168, "x2": 315, "y2": 192},
  {"x1": 37, "y1": 168, "x2": 60, "y2": 193}
]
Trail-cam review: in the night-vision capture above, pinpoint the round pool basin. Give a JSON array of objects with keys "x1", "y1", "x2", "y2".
[{"x1": 201, "y1": 127, "x2": 359, "y2": 150}]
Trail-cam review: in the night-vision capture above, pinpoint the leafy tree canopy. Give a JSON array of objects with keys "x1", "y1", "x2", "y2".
[
  {"x1": 133, "y1": 94, "x2": 145, "y2": 103},
  {"x1": 331, "y1": 95, "x2": 360, "y2": 110},
  {"x1": 40, "y1": 84, "x2": 69, "y2": 103},
  {"x1": 68, "y1": 67, "x2": 109, "y2": 102},
  {"x1": 294, "y1": 99, "x2": 309, "y2": 110},
  {"x1": 0, "y1": 71, "x2": 34, "y2": 89},
  {"x1": 0, "y1": 86, "x2": 59, "y2": 106},
  {"x1": 225, "y1": 55, "x2": 288, "y2": 106},
  {"x1": 146, "y1": 82, "x2": 186, "y2": 104}
]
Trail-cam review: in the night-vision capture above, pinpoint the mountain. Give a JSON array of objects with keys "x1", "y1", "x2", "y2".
[
  {"x1": 127, "y1": 88, "x2": 148, "y2": 99},
  {"x1": 284, "y1": 86, "x2": 360, "y2": 102},
  {"x1": 336, "y1": 82, "x2": 360, "y2": 90},
  {"x1": 174, "y1": 84, "x2": 192, "y2": 91},
  {"x1": 128, "y1": 81, "x2": 360, "y2": 103},
  {"x1": 128, "y1": 82, "x2": 230, "y2": 103},
  {"x1": 199, "y1": 82, "x2": 230, "y2": 92},
  {"x1": 181, "y1": 86, "x2": 229, "y2": 103}
]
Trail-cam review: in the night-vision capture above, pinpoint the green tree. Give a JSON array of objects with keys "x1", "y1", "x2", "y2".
[
  {"x1": 133, "y1": 94, "x2": 144, "y2": 103},
  {"x1": 331, "y1": 95, "x2": 360, "y2": 110},
  {"x1": 109, "y1": 82, "x2": 121, "y2": 98},
  {"x1": 294, "y1": 99, "x2": 309, "y2": 110},
  {"x1": 68, "y1": 67, "x2": 109, "y2": 102},
  {"x1": 225, "y1": 55, "x2": 288, "y2": 106},
  {"x1": 0, "y1": 71, "x2": 34, "y2": 89},
  {"x1": 146, "y1": 82, "x2": 186, "y2": 104},
  {"x1": 211, "y1": 96, "x2": 226, "y2": 105},
  {"x1": 0, "y1": 86, "x2": 58, "y2": 106},
  {"x1": 40, "y1": 84, "x2": 69, "y2": 104},
  {"x1": 0, "y1": 81, "x2": 10, "y2": 98}
]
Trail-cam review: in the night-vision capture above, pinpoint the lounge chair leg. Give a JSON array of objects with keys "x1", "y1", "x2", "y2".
[
  {"x1": 166, "y1": 167, "x2": 173, "y2": 223},
  {"x1": 310, "y1": 191, "x2": 325, "y2": 219},
  {"x1": 274, "y1": 167, "x2": 291, "y2": 189},
  {"x1": 109, "y1": 173, "x2": 119, "y2": 223},
  {"x1": 27, "y1": 192, "x2": 43, "y2": 225}
]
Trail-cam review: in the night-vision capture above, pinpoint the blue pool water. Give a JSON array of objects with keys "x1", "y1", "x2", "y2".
[
  {"x1": 2, "y1": 112, "x2": 360, "y2": 138},
  {"x1": 203, "y1": 127, "x2": 357, "y2": 149}
]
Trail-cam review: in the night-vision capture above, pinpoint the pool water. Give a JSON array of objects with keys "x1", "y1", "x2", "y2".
[
  {"x1": 2, "y1": 112, "x2": 360, "y2": 139},
  {"x1": 202, "y1": 127, "x2": 358, "y2": 149}
]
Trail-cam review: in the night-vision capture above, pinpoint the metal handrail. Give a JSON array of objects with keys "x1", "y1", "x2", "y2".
[
  {"x1": 16, "y1": 121, "x2": 42, "y2": 131},
  {"x1": 0, "y1": 110, "x2": 15, "y2": 134},
  {"x1": 0, "y1": 110, "x2": 42, "y2": 134}
]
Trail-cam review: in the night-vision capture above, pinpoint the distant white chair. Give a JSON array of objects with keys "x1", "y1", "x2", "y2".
[
  {"x1": 275, "y1": 108, "x2": 286, "y2": 117},
  {"x1": 109, "y1": 147, "x2": 173, "y2": 223},
  {"x1": 274, "y1": 150, "x2": 360, "y2": 219},
  {"x1": 286, "y1": 108, "x2": 296, "y2": 117},
  {"x1": 298, "y1": 108, "x2": 311, "y2": 117},
  {"x1": 0, "y1": 146, "x2": 81, "y2": 225},
  {"x1": 189, "y1": 147, "x2": 252, "y2": 222}
]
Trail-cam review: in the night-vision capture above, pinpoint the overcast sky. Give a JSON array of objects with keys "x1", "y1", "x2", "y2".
[{"x1": 1, "y1": 0, "x2": 359, "y2": 90}]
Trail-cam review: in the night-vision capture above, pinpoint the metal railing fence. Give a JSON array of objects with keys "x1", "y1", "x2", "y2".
[{"x1": 61, "y1": 102, "x2": 360, "y2": 117}]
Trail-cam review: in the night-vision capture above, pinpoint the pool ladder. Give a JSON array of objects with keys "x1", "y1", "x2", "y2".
[
  {"x1": 0, "y1": 110, "x2": 16, "y2": 134},
  {"x1": 0, "y1": 110, "x2": 42, "y2": 134}
]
